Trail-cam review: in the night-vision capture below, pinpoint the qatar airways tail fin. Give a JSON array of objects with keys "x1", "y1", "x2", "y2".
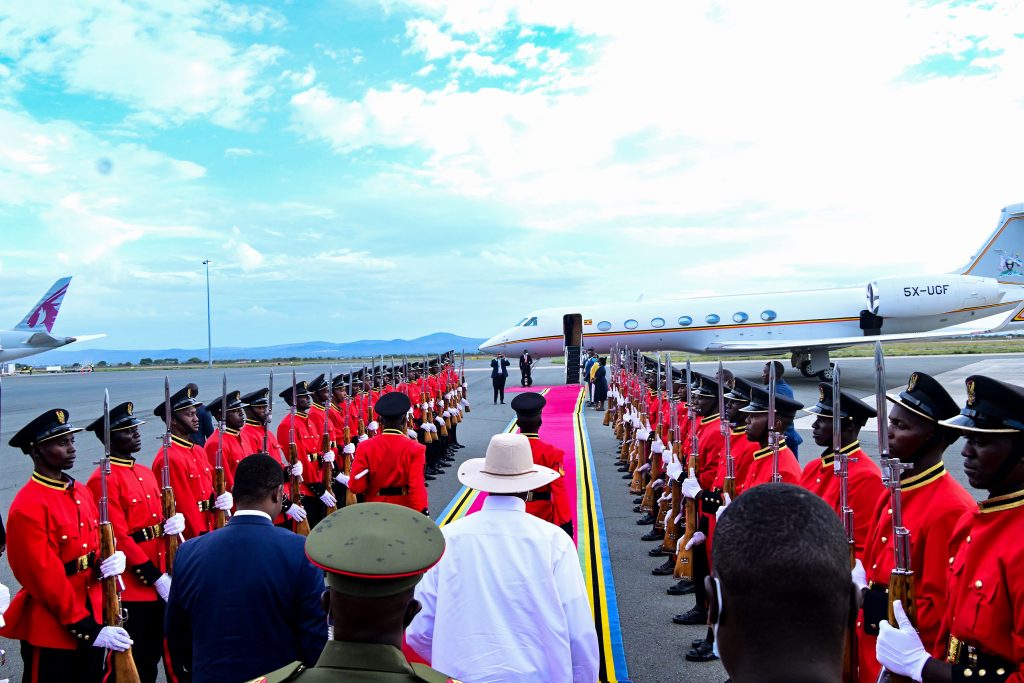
[{"x1": 15, "y1": 277, "x2": 72, "y2": 333}]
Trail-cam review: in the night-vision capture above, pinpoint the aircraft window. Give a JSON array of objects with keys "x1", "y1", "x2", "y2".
[
  {"x1": 651, "y1": 317, "x2": 665, "y2": 328},
  {"x1": 706, "y1": 314, "x2": 721, "y2": 325},
  {"x1": 624, "y1": 319, "x2": 639, "y2": 330},
  {"x1": 678, "y1": 316, "x2": 693, "y2": 326},
  {"x1": 515, "y1": 318, "x2": 528, "y2": 326},
  {"x1": 524, "y1": 317, "x2": 538, "y2": 327},
  {"x1": 733, "y1": 312, "x2": 749, "y2": 323},
  {"x1": 597, "y1": 321, "x2": 612, "y2": 331},
  {"x1": 761, "y1": 310, "x2": 777, "y2": 321}
]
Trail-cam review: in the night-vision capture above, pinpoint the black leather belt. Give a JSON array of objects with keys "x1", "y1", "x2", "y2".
[
  {"x1": 130, "y1": 523, "x2": 164, "y2": 543},
  {"x1": 198, "y1": 499, "x2": 212, "y2": 512},
  {"x1": 379, "y1": 486, "x2": 409, "y2": 496},
  {"x1": 946, "y1": 637, "x2": 1014, "y2": 681},
  {"x1": 525, "y1": 491, "x2": 551, "y2": 501},
  {"x1": 861, "y1": 583, "x2": 888, "y2": 636},
  {"x1": 64, "y1": 551, "x2": 96, "y2": 576}
]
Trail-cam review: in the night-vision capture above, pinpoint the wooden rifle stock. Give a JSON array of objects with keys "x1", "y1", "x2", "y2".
[
  {"x1": 320, "y1": 430, "x2": 337, "y2": 515},
  {"x1": 289, "y1": 441, "x2": 311, "y2": 537},
  {"x1": 100, "y1": 523, "x2": 141, "y2": 683},
  {"x1": 161, "y1": 487, "x2": 178, "y2": 573},
  {"x1": 213, "y1": 467, "x2": 227, "y2": 530}
]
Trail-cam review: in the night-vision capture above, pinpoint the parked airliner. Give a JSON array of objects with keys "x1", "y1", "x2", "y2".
[
  {"x1": 0, "y1": 277, "x2": 106, "y2": 363},
  {"x1": 480, "y1": 204, "x2": 1024, "y2": 380}
]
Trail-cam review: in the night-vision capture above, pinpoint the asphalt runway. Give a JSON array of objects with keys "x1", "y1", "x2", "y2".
[{"x1": 0, "y1": 354, "x2": 1017, "y2": 682}]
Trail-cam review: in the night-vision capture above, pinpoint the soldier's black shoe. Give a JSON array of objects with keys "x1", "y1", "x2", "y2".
[
  {"x1": 633, "y1": 497, "x2": 643, "y2": 504},
  {"x1": 690, "y1": 638, "x2": 705, "y2": 648},
  {"x1": 642, "y1": 530, "x2": 665, "y2": 542},
  {"x1": 672, "y1": 607, "x2": 708, "y2": 625},
  {"x1": 668, "y1": 580, "x2": 695, "y2": 596},
  {"x1": 617, "y1": 466, "x2": 630, "y2": 473},
  {"x1": 636, "y1": 513, "x2": 655, "y2": 525},
  {"x1": 622, "y1": 473, "x2": 633, "y2": 479},
  {"x1": 651, "y1": 559, "x2": 675, "y2": 576},
  {"x1": 685, "y1": 640, "x2": 718, "y2": 662},
  {"x1": 424, "y1": 473, "x2": 436, "y2": 481},
  {"x1": 632, "y1": 505, "x2": 643, "y2": 513},
  {"x1": 648, "y1": 544, "x2": 670, "y2": 555}
]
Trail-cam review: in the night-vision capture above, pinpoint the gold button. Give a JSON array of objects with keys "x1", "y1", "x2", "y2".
[
  {"x1": 975, "y1": 580, "x2": 983, "y2": 588},
  {"x1": 888, "y1": 508, "x2": 893, "y2": 515},
  {"x1": 82, "y1": 543, "x2": 87, "y2": 548},
  {"x1": 60, "y1": 534, "x2": 68, "y2": 540},
  {"x1": 997, "y1": 669, "x2": 1006, "y2": 676},
  {"x1": 872, "y1": 564, "x2": 877, "y2": 569},
  {"x1": 76, "y1": 499, "x2": 81, "y2": 505},
  {"x1": 132, "y1": 498, "x2": 137, "y2": 503},
  {"x1": 881, "y1": 536, "x2": 887, "y2": 543},
  {"x1": 965, "y1": 669, "x2": 973, "y2": 677},
  {"x1": 967, "y1": 536, "x2": 972, "y2": 543},
  {"x1": 816, "y1": 478, "x2": 820, "y2": 483},
  {"x1": 80, "y1": 523, "x2": 83, "y2": 527},
  {"x1": 978, "y1": 670, "x2": 986, "y2": 677},
  {"x1": 949, "y1": 557, "x2": 955, "y2": 564},
  {"x1": 146, "y1": 495, "x2": 151, "y2": 499}
]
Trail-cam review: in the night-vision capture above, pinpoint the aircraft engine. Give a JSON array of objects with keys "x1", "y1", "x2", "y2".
[{"x1": 866, "y1": 274, "x2": 1003, "y2": 318}]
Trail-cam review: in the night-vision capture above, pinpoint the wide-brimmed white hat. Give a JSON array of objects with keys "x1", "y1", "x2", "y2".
[{"x1": 458, "y1": 433, "x2": 560, "y2": 493}]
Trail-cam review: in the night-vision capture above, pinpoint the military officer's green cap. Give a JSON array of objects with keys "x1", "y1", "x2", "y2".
[{"x1": 306, "y1": 503, "x2": 445, "y2": 598}]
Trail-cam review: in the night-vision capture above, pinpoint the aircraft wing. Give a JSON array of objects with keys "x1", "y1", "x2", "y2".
[
  {"x1": 705, "y1": 304, "x2": 1024, "y2": 354},
  {"x1": 66, "y1": 333, "x2": 107, "y2": 344},
  {"x1": 23, "y1": 332, "x2": 107, "y2": 347}
]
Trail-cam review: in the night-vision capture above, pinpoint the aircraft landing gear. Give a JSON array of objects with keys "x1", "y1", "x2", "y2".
[{"x1": 793, "y1": 349, "x2": 833, "y2": 382}]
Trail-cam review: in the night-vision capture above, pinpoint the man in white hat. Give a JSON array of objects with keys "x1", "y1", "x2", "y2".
[{"x1": 406, "y1": 433, "x2": 599, "y2": 683}]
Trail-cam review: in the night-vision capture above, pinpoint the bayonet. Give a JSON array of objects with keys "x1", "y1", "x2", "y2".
[
  {"x1": 719, "y1": 360, "x2": 735, "y2": 498},
  {"x1": 160, "y1": 377, "x2": 179, "y2": 573},
  {"x1": 768, "y1": 361, "x2": 781, "y2": 483},
  {"x1": 213, "y1": 373, "x2": 228, "y2": 529},
  {"x1": 264, "y1": 369, "x2": 274, "y2": 455}
]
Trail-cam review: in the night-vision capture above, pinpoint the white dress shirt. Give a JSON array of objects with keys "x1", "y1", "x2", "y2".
[{"x1": 407, "y1": 495, "x2": 599, "y2": 683}]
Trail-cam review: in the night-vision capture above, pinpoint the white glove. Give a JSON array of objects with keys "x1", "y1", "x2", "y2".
[
  {"x1": 335, "y1": 472, "x2": 351, "y2": 487},
  {"x1": 0, "y1": 582, "x2": 10, "y2": 615},
  {"x1": 320, "y1": 490, "x2": 337, "y2": 507},
  {"x1": 636, "y1": 427, "x2": 650, "y2": 441},
  {"x1": 99, "y1": 551, "x2": 126, "y2": 579},
  {"x1": 94, "y1": 626, "x2": 133, "y2": 651},
  {"x1": 407, "y1": 429, "x2": 418, "y2": 438},
  {"x1": 715, "y1": 493, "x2": 732, "y2": 521},
  {"x1": 666, "y1": 460, "x2": 684, "y2": 481},
  {"x1": 290, "y1": 461, "x2": 304, "y2": 477},
  {"x1": 358, "y1": 434, "x2": 368, "y2": 442},
  {"x1": 681, "y1": 473, "x2": 701, "y2": 499},
  {"x1": 852, "y1": 558, "x2": 868, "y2": 592},
  {"x1": 154, "y1": 574, "x2": 171, "y2": 602},
  {"x1": 342, "y1": 443, "x2": 356, "y2": 455},
  {"x1": 662, "y1": 449, "x2": 672, "y2": 466},
  {"x1": 435, "y1": 416, "x2": 444, "y2": 425},
  {"x1": 652, "y1": 479, "x2": 665, "y2": 491},
  {"x1": 162, "y1": 513, "x2": 185, "y2": 537},
  {"x1": 876, "y1": 601, "x2": 929, "y2": 682},
  {"x1": 367, "y1": 421, "x2": 379, "y2": 432},
  {"x1": 651, "y1": 440, "x2": 665, "y2": 454},
  {"x1": 638, "y1": 463, "x2": 651, "y2": 473},
  {"x1": 323, "y1": 450, "x2": 336, "y2": 463},
  {"x1": 421, "y1": 403, "x2": 429, "y2": 410},
  {"x1": 685, "y1": 531, "x2": 706, "y2": 550},
  {"x1": 214, "y1": 491, "x2": 234, "y2": 511},
  {"x1": 286, "y1": 503, "x2": 308, "y2": 522}
]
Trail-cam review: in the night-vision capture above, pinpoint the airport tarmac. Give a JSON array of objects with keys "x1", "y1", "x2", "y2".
[{"x1": 0, "y1": 353, "x2": 1015, "y2": 682}]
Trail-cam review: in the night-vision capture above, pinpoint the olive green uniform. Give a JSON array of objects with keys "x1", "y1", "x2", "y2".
[{"x1": 247, "y1": 641, "x2": 458, "y2": 682}]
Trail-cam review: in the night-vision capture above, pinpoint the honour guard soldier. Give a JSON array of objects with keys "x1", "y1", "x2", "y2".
[
  {"x1": 800, "y1": 383, "x2": 885, "y2": 556},
  {"x1": 510, "y1": 392, "x2": 573, "y2": 536},
  {"x1": 0, "y1": 409, "x2": 131, "y2": 682},
  {"x1": 240, "y1": 388, "x2": 308, "y2": 529},
  {"x1": 739, "y1": 385, "x2": 804, "y2": 490},
  {"x1": 277, "y1": 380, "x2": 333, "y2": 528},
  {"x1": 85, "y1": 401, "x2": 185, "y2": 683},
  {"x1": 247, "y1": 503, "x2": 457, "y2": 682},
  {"x1": 153, "y1": 385, "x2": 233, "y2": 538},
  {"x1": 876, "y1": 376, "x2": 1024, "y2": 682},
  {"x1": 339, "y1": 392, "x2": 429, "y2": 514},
  {"x1": 854, "y1": 372, "x2": 974, "y2": 682},
  {"x1": 204, "y1": 390, "x2": 249, "y2": 490}
]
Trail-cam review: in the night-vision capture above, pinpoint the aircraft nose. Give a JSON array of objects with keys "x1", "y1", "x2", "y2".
[{"x1": 479, "y1": 332, "x2": 508, "y2": 353}]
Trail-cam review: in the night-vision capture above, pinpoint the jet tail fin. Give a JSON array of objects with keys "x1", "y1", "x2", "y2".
[
  {"x1": 15, "y1": 277, "x2": 72, "y2": 333},
  {"x1": 957, "y1": 204, "x2": 1024, "y2": 283}
]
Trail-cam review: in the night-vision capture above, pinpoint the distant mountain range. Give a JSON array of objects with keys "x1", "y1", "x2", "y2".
[{"x1": 34, "y1": 332, "x2": 488, "y2": 366}]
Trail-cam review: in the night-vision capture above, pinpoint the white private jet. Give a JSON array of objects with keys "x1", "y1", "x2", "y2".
[
  {"x1": 0, "y1": 277, "x2": 106, "y2": 363},
  {"x1": 480, "y1": 204, "x2": 1024, "y2": 380}
]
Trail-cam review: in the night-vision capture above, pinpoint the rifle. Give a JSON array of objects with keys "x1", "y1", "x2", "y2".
[
  {"x1": 160, "y1": 377, "x2": 179, "y2": 573},
  {"x1": 674, "y1": 360, "x2": 698, "y2": 580},
  {"x1": 343, "y1": 371, "x2": 357, "y2": 507},
  {"x1": 263, "y1": 370, "x2": 273, "y2": 456},
  {"x1": 874, "y1": 343, "x2": 916, "y2": 683},
  {"x1": 640, "y1": 357, "x2": 665, "y2": 511},
  {"x1": 321, "y1": 370, "x2": 338, "y2": 515},
  {"x1": 99, "y1": 391, "x2": 142, "y2": 683},
  {"x1": 719, "y1": 360, "x2": 736, "y2": 499},
  {"x1": 213, "y1": 373, "x2": 228, "y2": 530},
  {"x1": 768, "y1": 362, "x2": 782, "y2": 483},
  {"x1": 288, "y1": 370, "x2": 311, "y2": 537},
  {"x1": 661, "y1": 382, "x2": 682, "y2": 554},
  {"x1": 833, "y1": 363, "x2": 858, "y2": 683}
]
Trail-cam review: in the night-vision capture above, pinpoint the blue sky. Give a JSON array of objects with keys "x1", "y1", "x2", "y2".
[{"x1": 1, "y1": 0, "x2": 1022, "y2": 350}]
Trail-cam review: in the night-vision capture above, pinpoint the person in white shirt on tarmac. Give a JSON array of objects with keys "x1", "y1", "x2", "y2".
[{"x1": 406, "y1": 433, "x2": 599, "y2": 683}]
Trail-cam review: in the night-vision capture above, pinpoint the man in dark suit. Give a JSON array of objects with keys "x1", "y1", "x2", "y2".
[
  {"x1": 519, "y1": 349, "x2": 533, "y2": 387},
  {"x1": 165, "y1": 454, "x2": 326, "y2": 683},
  {"x1": 490, "y1": 353, "x2": 511, "y2": 404}
]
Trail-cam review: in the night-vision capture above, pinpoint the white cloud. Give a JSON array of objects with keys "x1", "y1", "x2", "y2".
[
  {"x1": 224, "y1": 147, "x2": 258, "y2": 157},
  {"x1": 282, "y1": 65, "x2": 317, "y2": 89},
  {"x1": 235, "y1": 242, "x2": 265, "y2": 271},
  {"x1": 0, "y1": 1, "x2": 286, "y2": 129},
  {"x1": 405, "y1": 18, "x2": 469, "y2": 60},
  {"x1": 416, "y1": 64, "x2": 437, "y2": 77},
  {"x1": 450, "y1": 52, "x2": 515, "y2": 77}
]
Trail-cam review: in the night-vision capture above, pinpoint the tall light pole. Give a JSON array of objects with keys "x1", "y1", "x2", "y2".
[{"x1": 202, "y1": 259, "x2": 212, "y2": 369}]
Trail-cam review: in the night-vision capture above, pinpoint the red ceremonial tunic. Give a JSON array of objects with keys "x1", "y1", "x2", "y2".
[
  {"x1": 204, "y1": 427, "x2": 249, "y2": 491},
  {"x1": 347, "y1": 429, "x2": 428, "y2": 512},
  {"x1": 857, "y1": 463, "x2": 975, "y2": 682},
  {"x1": 523, "y1": 434, "x2": 572, "y2": 526},
  {"x1": 151, "y1": 435, "x2": 214, "y2": 539},
  {"x1": 87, "y1": 457, "x2": 166, "y2": 602},
  {"x1": 240, "y1": 420, "x2": 296, "y2": 526},
  {"x1": 799, "y1": 441, "x2": 885, "y2": 557},
  {"x1": 328, "y1": 404, "x2": 352, "y2": 445},
  {"x1": 308, "y1": 403, "x2": 340, "y2": 445},
  {"x1": 277, "y1": 411, "x2": 322, "y2": 494},
  {"x1": 739, "y1": 441, "x2": 802, "y2": 491},
  {"x1": 937, "y1": 488, "x2": 1024, "y2": 681},
  {"x1": 694, "y1": 415, "x2": 725, "y2": 490},
  {"x1": 0, "y1": 473, "x2": 103, "y2": 649}
]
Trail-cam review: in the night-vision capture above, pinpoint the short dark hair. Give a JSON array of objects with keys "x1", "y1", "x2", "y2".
[
  {"x1": 232, "y1": 453, "x2": 284, "y2": 505},
  {"x1": 713, "y1": 483, "x2": 850, "y2": 650},
  {"x1": 764, "y1": 360, "x2": 785, "y2": 378}
]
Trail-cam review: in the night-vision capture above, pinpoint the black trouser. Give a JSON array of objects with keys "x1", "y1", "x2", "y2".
[
  {"x1": 21, "y1": 639, "x2": 105, "y2": 683},
  {"x1": 121, "y1": 600, "x2": 168, "y2": 683},
  {"x1": 692, "y1": 515, "x2": 712, "y2": 613},
  {"x1": 492, "y1": 376, "x2": 507, "y2": 403},
  {"x1": 520, "y1": 368, "x2": 532, "y2": 386},
  {"x1": 448, "y1": 422, "x2": 459, "y2": 446},
  {"x1": 301, "y1": 494, "x2": 327, "y2": 529}
]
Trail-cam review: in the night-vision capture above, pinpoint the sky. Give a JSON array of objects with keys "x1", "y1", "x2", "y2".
[{"x1": 1, "y1": 0, "x2": 1023, "y2": 350}]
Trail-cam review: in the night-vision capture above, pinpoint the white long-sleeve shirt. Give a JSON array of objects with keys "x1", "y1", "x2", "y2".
[{"x1": 407, "y1": 495, "x2": 599, "y2": 683}]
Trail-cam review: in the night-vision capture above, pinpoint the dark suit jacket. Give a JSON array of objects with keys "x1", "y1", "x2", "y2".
[
  {"x1": 165, "y1": 513, "x2": 327, "y2": 683},
  {"x1": 490, "y1": 358, "x2": 510, "y2": 378}
]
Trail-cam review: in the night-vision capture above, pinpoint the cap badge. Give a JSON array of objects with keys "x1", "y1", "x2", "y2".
[
  {"x1": 966, "y1": 379, "x2": 976, "y2": 406},
  {"x1": 56, "y1": 410, "x2": 66, "y2": 424},
  {"x1": 126, "y1": 402, "x2": 133, "y2": 415},
  {"x1": 818, "y1": 386, "x2": 826, "y2": 402},
  {"x1": 186, "y1": 387, "x2": 194, "y2": 398},
  {"x1": 908, "y1": 373, "x2": 918, "y2": 392}
]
